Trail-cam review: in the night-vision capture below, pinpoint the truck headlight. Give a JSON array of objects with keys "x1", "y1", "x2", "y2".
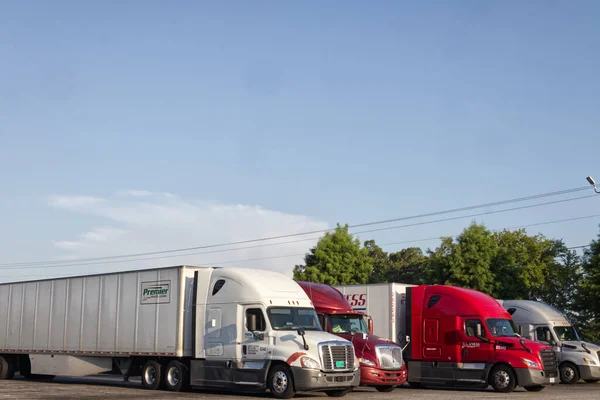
[
  {"x1": 522, "y1": 358, "x2": 539, "y2": 368},
  {"x1": 300, "y1": 356, "x2": 320, "y2": 369},
  {"x1": 583, "y1": 358, "x2": 597, "y2": 366},
  {"x1": 358, "y1": 358, "x2": 377, "y2": 367}
]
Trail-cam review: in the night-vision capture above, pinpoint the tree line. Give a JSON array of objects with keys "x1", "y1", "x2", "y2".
[{"x1": 292, "y1": 222, "x2": 600, "y2": 343}]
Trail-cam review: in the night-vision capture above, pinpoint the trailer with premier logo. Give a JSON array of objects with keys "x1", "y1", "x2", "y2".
[{"x1": 0, "y1": 265, "x2": 360, "y2": 398}]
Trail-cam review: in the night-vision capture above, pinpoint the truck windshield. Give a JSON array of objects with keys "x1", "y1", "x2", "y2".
[
  {"x1": 486, "y1": 318, "x2": 518, "y2": 337},
  {"x1": 553, "y1": 326, "x2": 580, "y2": 342},
  {"x1": 329, "y1": 315, "x2": 368, "y2": 334},
  {"x1": 267, "y1": 307, "x2": 322, "y2": 331}
]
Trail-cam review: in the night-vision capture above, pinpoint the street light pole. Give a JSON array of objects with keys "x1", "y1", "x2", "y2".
[{"x1": 587, "y1": 176, "x2": 600, "y2": 194}]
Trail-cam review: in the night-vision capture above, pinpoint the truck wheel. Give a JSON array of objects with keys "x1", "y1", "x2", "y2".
[
  {"x1": 524, "y1": 385, "x2": 545, "y2": 392},
  {"x1": 164, "y1": 360, "x2": 189, "y2": 392},
  {"x1": 489, "y1": 365, "x2": 516, "y2": 393},
  {"x1": 375, "y1": 385, "x2": 395, "y2": 392},
  {"x1": 142, "y1": 360, "x2": 164, "y2": 390},
  {"x1": 0, "y1": 356, "x2": 15, "y2": 380},
  {"x1": 325, "y1": 389, "x2": 350, "y2": 397},
  {"x1": 559, "y1": 362, "x2": 579, "y2": 385},
  {"x1": 267, "y1": 364, "x2": 296, "y2": 399}
]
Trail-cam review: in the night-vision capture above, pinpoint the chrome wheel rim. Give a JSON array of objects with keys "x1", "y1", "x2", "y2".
[
  {"x1": 273, "y1": 371, "x2": 288, "y2": 393},
  {"x1": 144, "y1": 365, "x2": 157, "y2": 385},
  {"x1": 562, "y1": 366, "x2": 575, "y2": 382},
  {"x1": 494, "y1": 370, "x2": 510, "y2": 389},
  {"x1": 167, "y1": 366, "x2": 180, "y2": 387}
]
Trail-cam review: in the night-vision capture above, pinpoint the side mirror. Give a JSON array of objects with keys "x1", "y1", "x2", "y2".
[
  {"x1": 545, "y1": 330, "x2": 552, "y2": 343},
  {"x1": 518, "y1": 325, "x2": 523, "y2": 336},
  {"x1": 248, "y1": 314, "x2": 257, "y2": 332},
  {"x1": 368, "y1": 317, "x2": 374, "y2": 335},
  {"x1": 476, "y1": 323, "x2": 483, "y2": 337}
]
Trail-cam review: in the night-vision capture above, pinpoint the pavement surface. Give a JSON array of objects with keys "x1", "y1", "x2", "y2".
[{"x1": 0, "y1": 376, "x2": 598, "y2": 399}]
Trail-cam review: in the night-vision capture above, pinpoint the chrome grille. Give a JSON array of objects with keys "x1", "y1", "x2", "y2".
[
  {"x1": 539, "y1": 349, "x2": 558, "y2": 377},
  {"x1": 319, "y1": 341, "x2": 355, "y2": 372},
  {"x1": 376, "y1": 345, "x2": 403, "y2": 370}
]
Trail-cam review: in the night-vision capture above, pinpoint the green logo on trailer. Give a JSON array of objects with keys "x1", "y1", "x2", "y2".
[{"x1": 141, "y1": 280, "x2": 171, "y2": 304}]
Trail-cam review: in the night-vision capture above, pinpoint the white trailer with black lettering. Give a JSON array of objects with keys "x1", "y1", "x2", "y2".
[
  {"x1": 0, "y1": 265, "x2": 360, "y2": 398},
  {"x1": 333, "y1": 282, "x2": 415, "y2": 346}
]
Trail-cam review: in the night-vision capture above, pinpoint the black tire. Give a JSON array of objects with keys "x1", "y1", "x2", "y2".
[
  {"x1": 524, "y1": 385, "x2": 545, "y2": 392},
  {"x1": 585, "y1": 379, "x2": 599, "y2": 384},
  {"x1": 142, "y1": 360, "x2": 164, "y2": 390},
  {"x1": 559, "y1": 362, "x2": 580, "y2": 385},
  {"x1": 489, "y1": 365, "x2": 516, "y2": 393},
  {"x1": 325, "y1": 389, "x2": 350, "y2": 397},
  {"x1": 164, "y1": 360, "x2": 189, "y2": 392},
  {"x1": 0, "y1": 356, "x2": 15, "y2": 380},
  {"x1": 267, "y1": 363, "x2": 296, "y2": 399},
  {"x1": 375, "y1": 385, "x2": 395, "y2": 392}
]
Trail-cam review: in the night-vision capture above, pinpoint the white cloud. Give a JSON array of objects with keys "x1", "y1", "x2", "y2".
[
  {"x1": 47, "y1": 191, "x2": 328, "y2": 277},
  {"x1": 48, "y1": 195, "x2": 106, "y2": 210}
]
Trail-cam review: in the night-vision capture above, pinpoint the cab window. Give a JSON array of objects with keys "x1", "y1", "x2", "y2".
[
  {"x1": 464, "y1": 319, "x2": 484, "y2": 338},
  {"x1": 246, "y1": 308, "x2": 266, "y2": 332},
  {"x1": 536, "y1": 326, "x2": 552, "y2": 342}
]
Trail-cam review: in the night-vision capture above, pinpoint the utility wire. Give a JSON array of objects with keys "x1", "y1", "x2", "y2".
[
  {"x1": 380, "y1": 214, "x2": 600, "y2": 248},
  {"x1": 0, "y1": 186, "x2": 594, "y2": 268},
  {"x1": 1, "y1": 206, "x2": 598, "y2": 273}
]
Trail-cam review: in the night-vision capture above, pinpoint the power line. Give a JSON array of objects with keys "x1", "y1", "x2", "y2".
[
  {"x1": 0, "y1": 185, "x2": 593, "y2": 268},
  {"x1": 1, "y1": 199, "x2": 598, "y2": 272},
  {"x1": 380, "y1": 214, "x2": 600, "y2": 248}
]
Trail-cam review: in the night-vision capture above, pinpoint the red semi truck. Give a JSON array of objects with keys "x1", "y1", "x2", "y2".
[
  {"x1": 334, "y1": 283, "x2": 559, "y2": 393},
  {"x1": 297, "y1": 281, "x2": 407, "y2": 392}
]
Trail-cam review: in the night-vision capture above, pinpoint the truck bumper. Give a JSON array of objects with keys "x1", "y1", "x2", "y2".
[
  {"x1": 579, "y1": 365, "x2": 600, "y2": 380},
  {"x1": 359, "y1": 365, "x2": 407, "y2": 386},
  {"x1": 290, "y1": 367, "x2": 360, "y2": 392},
  {"x1": 514, "y1": 368, "x2": 558, "y2": 387}
]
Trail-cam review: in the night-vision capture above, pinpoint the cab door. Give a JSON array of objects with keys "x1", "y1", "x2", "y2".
[
  {"x1": 456, "y1": 317, "x2": 493, "y2": 382},
  {"x1": 235, "y1": 306, "x2": 269, "y2": 385}
]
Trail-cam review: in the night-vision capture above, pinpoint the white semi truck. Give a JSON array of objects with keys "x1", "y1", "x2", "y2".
[
  {"x1": 0, "y1": 265, "x2": 360, "y2": 398},
  {"x1": 498, "y1": 300, "x2": 600, "y2": 385}
]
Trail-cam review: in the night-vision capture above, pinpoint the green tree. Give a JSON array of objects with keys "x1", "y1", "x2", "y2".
[
  {"x1": 530, "y1": 241, "x2": 582, "y2": 323},
  {"x1": 491, "y1": 229, "x2": 558, "y2": 300},
  {"x1": 387, "y1": 247, "x2": 429, "y2": 284},
  {"x1": 573, "y1": 227, "x2": 600, "y2": 342},
  {"x1": 365, "y1": 240, "x2": 390, "y2": 284},
  {"x1": 427, "y1": 222, "x2": 497, "y2": 294},
  {"x1": 293, "y1": 224, "x2": 373, "y2": 285}
]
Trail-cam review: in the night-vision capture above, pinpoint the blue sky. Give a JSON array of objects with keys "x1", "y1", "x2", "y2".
[{"x1": 1, "y1": 1, "x2": 599, "y2": 281}]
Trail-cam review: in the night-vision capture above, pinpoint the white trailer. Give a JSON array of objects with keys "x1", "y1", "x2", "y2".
[
  {"x1": 333, "y1": 283, "x2": 415, "y2": 346},
  {"x1": 0, "y1": 265, "x2": 360, "y2": 398}
]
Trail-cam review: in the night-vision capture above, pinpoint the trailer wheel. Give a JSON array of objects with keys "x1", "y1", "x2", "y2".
[
  {"x1": 165, "y1": 360, "x2": 189, "y2": 392},
  {"x1": 559, "y1": 362, "x2": 579, "y2": 385},
  {"x1": 142, "y1": 360, "x2": 164, "y2": 390},
  {"x1": 489, "y1": 365, "x2": 516, "y2": 393},
  {"x1": 375, "y1": 385, "x2": 395, "y2": 392},
  {"x1": 0, "y1": 356, "x2": 15, "y2": 380},
  {"x1": 267, "y1": 363, "x2": 296, "y2": 399}
]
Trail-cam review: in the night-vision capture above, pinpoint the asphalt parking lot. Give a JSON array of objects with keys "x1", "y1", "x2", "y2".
[{"x1": 0, "y1": 376, "x2": 599, "y2": 400}]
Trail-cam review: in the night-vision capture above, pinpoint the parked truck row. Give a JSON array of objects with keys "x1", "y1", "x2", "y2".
[{"x1": 0, "y1": 265, "x2": 595, "y2": 397}]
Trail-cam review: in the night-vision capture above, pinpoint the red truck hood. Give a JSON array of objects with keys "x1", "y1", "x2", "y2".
[{"x1": 335, "y1": 332, "x2": 400, "y2": 358}]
